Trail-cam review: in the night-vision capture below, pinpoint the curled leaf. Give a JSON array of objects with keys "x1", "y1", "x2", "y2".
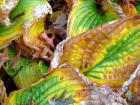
[
  {"x1": 12, "y1": 0, "x2": 52, "y2": 59},
  {"x1": 50, "y1": 37, "x2": 71, "y2": 69},
  {"x1": 23, "y1": 18, "x2": 53, "y2": 59},
  {"x1": 0, "y1": 0, "x2": 52, "y2": 59}
]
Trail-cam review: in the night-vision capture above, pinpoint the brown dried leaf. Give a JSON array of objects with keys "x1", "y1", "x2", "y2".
[
  {"x1": 0, "y1": 48, "x2": 20, "y2": 69},
  {"x1": 0, "y1": 80, "x2": 7, "y2": 105},
  {"x1": 65, "y1": 0, "x2": 75, "y2": 11}
]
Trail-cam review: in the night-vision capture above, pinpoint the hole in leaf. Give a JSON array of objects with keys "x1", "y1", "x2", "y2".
[
  {"x1": 47, "y1": 52, "x2": 52, "y2": 57},
  {"x1": 47, "y1": 33, "x2": 53, "y2": 38}
]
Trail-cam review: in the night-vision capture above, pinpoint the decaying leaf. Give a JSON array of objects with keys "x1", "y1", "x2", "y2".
[
  {"x1": 122, "y1": 3, "x2": 137, "y2": 16},
  {"x1": 0, "y1": 0, "x2": 53, "y2": 59},
  {"x1": 0, "y1": 48, "x2": 10, "y2": 68},
  {"x1": 12, "y1": 0, "x2": 52, "y2": 59},
  {"x1": 115, "y1": 0, "x2": 138, "y2": 16},
  {"x1": 0, "y1": 0, "x2": 19, "y2": 26},
  {"x1": 65, "y1": 0, "x2": 76, "y2": 11},
  {"x1": 67, "y1": 0, "x2": 120, "y2": 36},
  {"x1": 58, "y1": 14, "x2": 140, "y2": 96},
  {"x1": 15, "y1": 37, "x2": 34, "y2": 58},
  {"x1": 23, "y1": 18, "x2": 54, "y2": 59},
  {"x1": 0, "y1": 48, "x2": 20, "y2": 69},
  {"x1": 0, "y1": 80, "x2": 7, "y2": 105}
]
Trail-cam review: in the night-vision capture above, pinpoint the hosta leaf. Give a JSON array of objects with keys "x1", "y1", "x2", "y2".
[
  {"x1": 10, "y1": 0, "x2": 52, "y2": 23},
  {"x1": 3, "y1": 47, "x2": 48, "y2": 89},
  {"x1": 0, "y1": 0, "x2": 52, "y2": 57},
  {"x1": 60, "y1": 15, "x2": 140, "y2": 91},
  {"x1": 7, "y1": 67, "x2": 91, "y2": 105},
  {"x1": 12, "y1": 0, "x2": 52, "y2": 59},
  {"x1": 68, "y1": 0, "x2": 120, "y2": 36},
  {"x1": 0, "y1": 17, "x2": 23, "y2": 49}
]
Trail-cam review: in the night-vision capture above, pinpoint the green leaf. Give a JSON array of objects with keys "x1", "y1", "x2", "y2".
[
  {"x1": 68, "y1": 0, "x2": 120, "y2": 36},
  {"x1": 39, "y1": 61, "x2": 49, "y2": 74},
  {"x1": 136, "y1": 2, "x2": 140, "y2": 12},
  {"x1": 0, "y1": 0, "x2": 52, "y2": 52},
  {"x1": 7, "y1": 67, "x2": 91, "y2": 105},
  {"x1": 4, "y1": 47, "x2": 48, "y2": 89}
]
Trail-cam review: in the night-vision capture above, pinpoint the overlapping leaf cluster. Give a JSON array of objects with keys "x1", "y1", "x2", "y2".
[{"x1": 0, "y1": 0, "x2": 140, "y2": 105}]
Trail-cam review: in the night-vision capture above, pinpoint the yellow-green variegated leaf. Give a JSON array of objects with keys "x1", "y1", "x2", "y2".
[
  {"x1": 60, "y1": 15, "x2": 140, "y2": 92},
  {"x1": 23, "y1": 18, "x2": 45, "y2": 49},
  {"x1": 3, "y1": 47, "x2": 48, "y2": 89},
  {"x1": 7, "y1": 67, "x2": 91, "y2": 105},
  {"x1": 0, "y1": 0, "x2": 52, "y2": 53},
  {"x1": 0, "y1": 18, "x2": 23, "y2": 49},
  {"x1": 10, "y1": 0, "x2": 52, "y2": 23},
  {"x1": 68, "y1": 0, "x2": 120, "y2": 36},
  {"x1": 10, "y1": 0, "x2": 52, "y2": 59}
]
